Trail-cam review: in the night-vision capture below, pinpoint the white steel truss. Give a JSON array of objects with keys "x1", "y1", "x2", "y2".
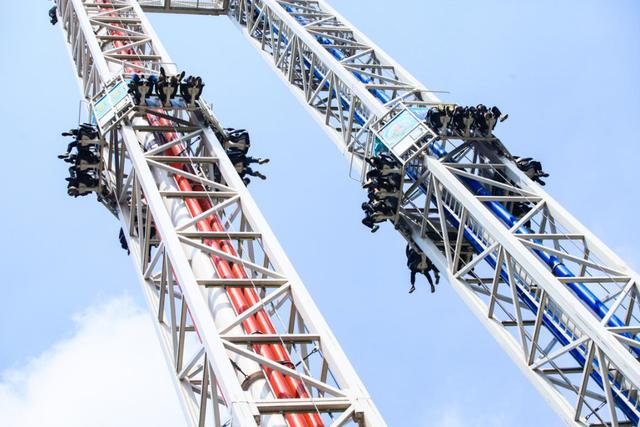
[
  {"x1": 53, "y1": 0, "x2": 386, "y2": 426},
  {"x1": 139, "y1": 0, "x2": 228, "y2": 15},
  {"x1": 162, "y1": 0, "x2": 640, "y2": 425}
]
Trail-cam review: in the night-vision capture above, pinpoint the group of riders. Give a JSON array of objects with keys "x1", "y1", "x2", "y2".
[
  {"x1": 58, "y1": 124, "x2": 102, "y2": 198},
  {"x1": 57, "y1": 77, "x2": 548, "y2": 296}
]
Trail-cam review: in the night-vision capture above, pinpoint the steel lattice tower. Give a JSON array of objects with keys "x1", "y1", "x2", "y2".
[
  {"x1": 52, "y1": 1, "x2": 640, "y2": 426},
  {"x1": 54, "y1": 1, "x2": 385, "y2": 426}
]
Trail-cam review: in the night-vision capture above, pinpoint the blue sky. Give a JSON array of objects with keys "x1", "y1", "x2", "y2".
[{"x1": 0, "y1": 1, "x2": 639, "y2": 425}]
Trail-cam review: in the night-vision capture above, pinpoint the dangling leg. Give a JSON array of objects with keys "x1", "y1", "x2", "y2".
[
  {"x1": 245, "y1": 167, "x2": 267, "y2": 180},
  {"x1": 425, "y1": 272, "x2": 435, "y2": 293},
  {"x1": 409, "y1": 270, "x2": 417, "y2": 293}
]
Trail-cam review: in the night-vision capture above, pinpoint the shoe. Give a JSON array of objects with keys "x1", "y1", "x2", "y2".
[{"x1": 371, "y1": 225, "x2": 379, "y2": 233}]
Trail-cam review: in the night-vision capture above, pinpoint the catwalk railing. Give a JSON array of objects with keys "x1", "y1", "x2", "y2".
[{"x1": 54, "y1": 0, "x2": 387, "y2": 426}]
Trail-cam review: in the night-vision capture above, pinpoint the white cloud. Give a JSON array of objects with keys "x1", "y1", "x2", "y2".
[
  {"x1": 427, "y1": 404, "x2": 510, "y2": 427},
  {"x1": 0, "y1": 297, "x2": 185, "y2": 427},
  {"x1": 433, "y1": 405, "x2": 465, "y2": 427}
]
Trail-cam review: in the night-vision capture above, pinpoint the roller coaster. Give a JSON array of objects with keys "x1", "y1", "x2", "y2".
[{"x1": 50, "y1": 0, "x2": 640, "y2": 425}]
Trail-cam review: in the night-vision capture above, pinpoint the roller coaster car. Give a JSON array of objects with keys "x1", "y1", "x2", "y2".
[
  {"x1": 128, "y1": 74, "x2": 156, "y2": 105},
  {"x1": 224, "y1": 135, "x2": 269, "y2": 186},
  {"x1": 362, "y1": 199, "x2": 398, "y2": 216},
  {"x1": 426, "y1": 106, "x2": 453, "y2": 135},
  {"x1": 59, "y1": 124, "x2": 105, "y2": 198},
  {"x1": 180, "y1": 76, "x2": 205, "y2": 106},
  {"x1": 514, "y1": 156, "x2": 549, "y2": 186},
  {"x1": 61, "y1": 123, "x2": 99, "y2": 141},
  {"x1": 360, "y1": 204, "x2": 396, "y2": 232},
  {"x1": 62, "y1": 150, "x2": 100, "y2": 168},
  {"x1": 365, "y1": 153, "x2": 402, "y2": 176},
  {"x1": 66, "y1": 172, "x2": 99, "y2": 197},
  {"x1": 156, "y1": 68, "x2": 184, "y2": 107},
  {"x1": 486, "y1": 106, "x2": 506, "y2": 132},
  {"x1": 74, "y1": 159, "x2": 101, "y2": 171},
  {"x1": 461, "y1": 107, "x2": 476, "y2": 136},
  {"x1": 446, "y1": 105, "x2": 508, "y2": 138},
  {"x1": 363, "y1": 174, "x2": 400, "y2": 192},
  {"x1": 473, "y1": 105, "x2": 491, "y2": 135},
  {"x1": 361, "y1": 153, "x2": 404, "y2": 232},
  {"x1": 224, "y1": 128, "x2": 251, "y2": 152},
  {"x1": 59, "y1": 125, "x2": 102, "y2": 160},
  {"x1": 367, "y1": 188, "x2": 399, "y2": 203}
]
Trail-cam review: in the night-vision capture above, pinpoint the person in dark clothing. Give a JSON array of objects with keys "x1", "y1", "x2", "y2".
[
  {"x1": 59, "y1": 124, "x2": 100, "y2": 158},
  {"x1": 426, "y1": 106, "x2": 445, "y2": 133},
  {"x1": 510, "y1": 201, "x2": 533, "y2": 229},
  {"x1": 241, "y1": 166, "x2": 267, "y2": 180},
  {"x1": 61, "y1": 124, "x2": 98, "y2": 140},
  {"x1": 484, "y1": 105, "x2": 507, "y2": 133},
  {"x1": 365, "y1": 153, "x2": 401, "y2": 175},
  {"x1": 361, "y1": 212, "x2": 387, "y2": 233},
  {"x1": 128, "y1": 74, "x2": 156, "y2": 105},
  {"x1": 66, "y1": 166, "x2": 98, "y2": 196},
  {"x1": 228, "y1": 149, "x2": 269, "y2": 167},
  {"x1": 450, "y1": 106, "x2": 465, "y2": 135},
  {"x1": 224, "y1": 129, "x2": 251, "y2": 153},
  {"x1": 245, "y1": 156, "x2": 269, "y2": 165},
  {"x1": 118, "y1": 228, "x2": 130, "y2": 255},
  {"x1": 473, "y1": 104, "x2": 489, "y2": 136},
  {"x1": 58, "y1": 139, "x2": 92, "y2": 159},
  {"x1": 59, "y1": 124, "x2": 102, "y2": 197},
  {"x1": 179, "y1": 75, "x2": 205, "y2": 106},
  {"x1": 426, "y1": 105, "x2": 453, "y2": 135},
  {"x1": 361, "y1": 200, "x2": 396, "y2": 233},
  {"x1": 406, "y1": 244, "x2": 440, "y2": 293},
  {"x1": 62, "y1": 149, "x2": 100, "y2": 169},
  {"x1": 227, "y1": 148, "x2": 269, "y2": 182},
  {"x1": 514, "y1": 157, "x2": 550, "y2": 186},
  {"x1": 361, "y1": 215, "x2": 379, "y2": 233},
  {"x1": 363, "y1": 171, "x2": 401, "y2": 192},
  {"x1": 362, "y1": 200, "x2": 396, "y2": 217},
  {"x1": 361, "y1": 152, "x2": 403, "y2": 233},
  {"x1": 49, "y1": 6, "x2": 58, "y2": 25},
  {"x1": 155, "y1": 68, "x2": 184, "y2": 107}
]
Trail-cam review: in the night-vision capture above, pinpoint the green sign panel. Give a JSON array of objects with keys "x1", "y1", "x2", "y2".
[
  {"x1": 378, "y1": 110, "x2": 420, "y2": 149},
  {"x1": 93, "y1": 80, "x2": 130, "y2": 127}
]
